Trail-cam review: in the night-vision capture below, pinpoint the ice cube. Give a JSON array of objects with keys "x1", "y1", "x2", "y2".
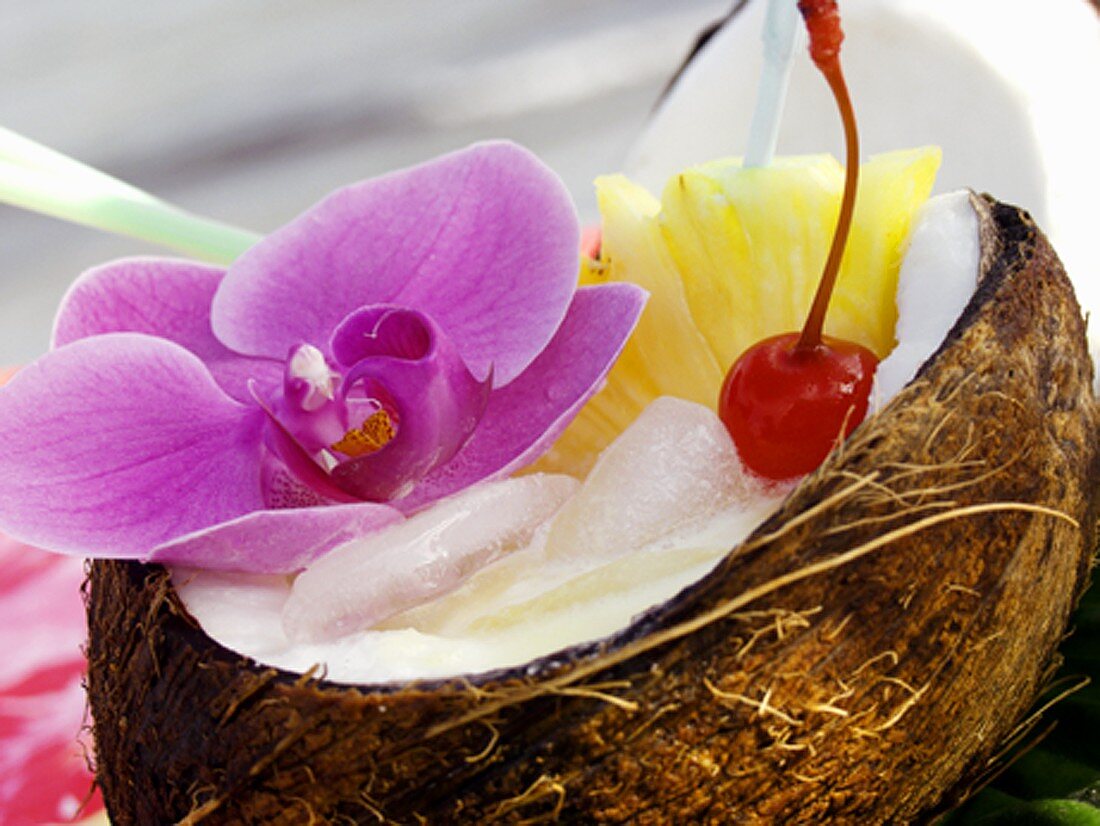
[
  {"x1": 546, "y1": 396, "x2": 761, "y2": 562},
  {"x1": 282, "y1": 474, "x2": 579, "y2": 642},
  {"x1": 378, "y1": 525, "x2": 557, "y2": 636}
]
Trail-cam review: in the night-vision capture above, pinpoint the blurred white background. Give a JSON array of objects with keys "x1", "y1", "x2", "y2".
[
  {"x1": 2, "y1": 0, "x2": 1097, "y2": 368},
  {"x1": 0, "y1": 0, "x2": 725, "y2": 365}
]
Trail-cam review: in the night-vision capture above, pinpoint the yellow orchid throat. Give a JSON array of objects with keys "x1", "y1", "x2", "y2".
[
  {"x1": 331, "y1": 409, "x2": 397, "y2": 458},
  {"x1": 536, "y1": 147, "x2": 941, "y2": 478}
]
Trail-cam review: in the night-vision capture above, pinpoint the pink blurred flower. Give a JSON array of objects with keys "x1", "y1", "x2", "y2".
[{"x1": 0, "y1": 369, "x2": 102, "y2": 826}]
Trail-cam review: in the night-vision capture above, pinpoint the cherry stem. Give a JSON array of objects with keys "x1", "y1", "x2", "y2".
[{"x1": 796, "y1": 58, "x2": 859, "y2": 352}]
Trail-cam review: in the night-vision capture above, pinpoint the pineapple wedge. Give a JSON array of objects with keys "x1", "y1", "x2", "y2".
[{"x1": 535, "y1": 147, "x2": 941, "y2": 478}]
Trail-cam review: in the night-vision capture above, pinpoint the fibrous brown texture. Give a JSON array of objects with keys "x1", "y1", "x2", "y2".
[{"x1": 88, "y1": 195, "x2": 1098, "y2": 824}]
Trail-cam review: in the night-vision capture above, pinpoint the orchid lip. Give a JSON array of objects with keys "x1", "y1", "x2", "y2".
[
  {"x1": 326, "y1": 306, "x2": 492, "y2": 502},
  {"x1": 263, "y1": 304, "x2": 492, "y2": 504}
]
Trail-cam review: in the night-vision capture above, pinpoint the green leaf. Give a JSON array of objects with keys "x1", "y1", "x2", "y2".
[
  {"x1": 944, "y1": 575, "x2": 1100, "y2": 824},
  {"x1": 970, "y1": 799, "x2": 1100, "y2": 826}
]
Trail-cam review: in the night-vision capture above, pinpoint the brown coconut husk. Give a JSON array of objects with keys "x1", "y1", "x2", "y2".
[{"x1": 87, "y1": 194, "x2": 1099, "y2": 824}]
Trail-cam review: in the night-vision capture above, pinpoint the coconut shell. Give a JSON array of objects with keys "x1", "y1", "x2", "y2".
[{"x1": 88, "y1": 195, "x2": 1099, "y2": 824}]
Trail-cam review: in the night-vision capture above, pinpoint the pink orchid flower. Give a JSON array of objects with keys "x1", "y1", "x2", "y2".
[{"x1": 0, "y1": 142, "x2": 644, "y2": 573}]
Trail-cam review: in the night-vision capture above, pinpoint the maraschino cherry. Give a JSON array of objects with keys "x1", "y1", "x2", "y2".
[{"x1": 719, "y1": 0, "x2": 878, "y2": 480}]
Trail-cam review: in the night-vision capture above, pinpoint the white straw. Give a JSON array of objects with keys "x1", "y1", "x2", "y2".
[{"x1": 744, "y1": 0, "x2": 802, "y2": 167}]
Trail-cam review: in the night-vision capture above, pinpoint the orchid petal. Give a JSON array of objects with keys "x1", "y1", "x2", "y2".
[
  {"x1": 398, "y1": 284, "x2": 646, "y2": 512},
  {"x1": 329, "y1": 307, "x2": 491, "y2": 502},
  {"x1": 0, "y1": 334, "x2": 266, "y2": 557},
  {"x1": 149, "y1": 502, "x2": 403, "y2": 573},
  {"x1": 212, "y1": 141, "x2": 579, "y2": 386},
  {"x1": 51, "y1": 258, "x2": 281, "y2": 403}
]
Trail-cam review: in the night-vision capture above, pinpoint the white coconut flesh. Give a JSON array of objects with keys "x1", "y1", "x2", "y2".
[{"x1": 174, "y1": 191, "x2": 980, "y2": 685}]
